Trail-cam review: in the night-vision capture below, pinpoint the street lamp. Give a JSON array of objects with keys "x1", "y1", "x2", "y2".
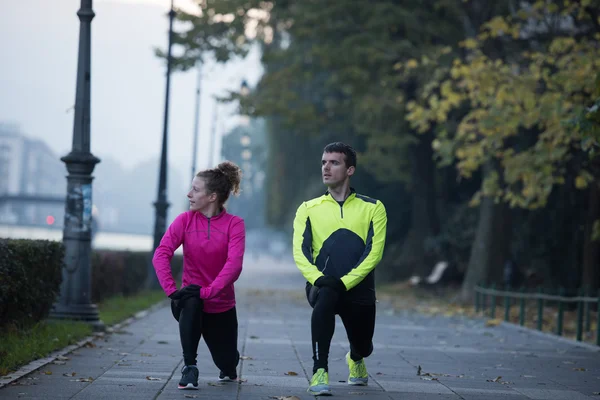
[
  {"x1": 240, "y1": 79, "x2": 250, "y2": 97},
  {"x1": 190, "y1": 62, "x2": 202, "y2": 182},
  {"x1": 49, "y1": 0, "x2": 104, "y2": 331},
  {"x1": 208, "y1": 100, "x2": 219, "y2": 167},
  {"x1": 148, "y1": 0, "x2": 175, "y2": 289}
]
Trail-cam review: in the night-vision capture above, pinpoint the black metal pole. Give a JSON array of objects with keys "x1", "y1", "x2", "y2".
[
  {"x1": 190, "y1": 63, "x2": 202, "y2": 181},
  {"x1": 148, "y1": 0, "x2": 175, "y2": 289},
  {"x1": 208, "y1": 101, "x2": 218, "y2": 167},
  {"x1": 49, "y1": 0, "x2": 103, "y2": 331}
]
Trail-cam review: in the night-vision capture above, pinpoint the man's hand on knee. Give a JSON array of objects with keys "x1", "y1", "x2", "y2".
[{"x1": 314, "y1": 276, "x2": 346, "y2": 293}]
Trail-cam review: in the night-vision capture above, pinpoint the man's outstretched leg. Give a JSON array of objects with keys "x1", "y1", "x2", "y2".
[
  {"x1": 308, "y1": 287, "x2": 339, "y2": 396},
  {"x1": 339, "y1": 302, "x2": 376, "y2": 386}
]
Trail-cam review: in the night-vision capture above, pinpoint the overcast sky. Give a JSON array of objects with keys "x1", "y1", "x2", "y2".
[{"x1": 0, "y1": 0, "x2": 263, "y2": 189}]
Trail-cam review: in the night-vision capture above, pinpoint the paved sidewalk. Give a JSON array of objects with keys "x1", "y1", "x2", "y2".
[{"x1": 1, "y1": 255, "x2": 599, "y2": 399}]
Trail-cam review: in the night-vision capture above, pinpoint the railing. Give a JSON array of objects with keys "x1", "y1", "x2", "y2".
[{"x1": 474, "y1": 284, "x2": 600, "y2": 346}]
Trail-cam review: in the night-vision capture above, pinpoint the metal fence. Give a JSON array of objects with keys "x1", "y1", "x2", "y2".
[{"x1": 474, "y1": 284, "x2": 600, "y2": 346}]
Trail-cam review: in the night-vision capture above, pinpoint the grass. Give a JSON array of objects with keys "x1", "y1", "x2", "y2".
[
  {"x1": 98, "y1": 290, "x2": 166, "y2": 326},
  {"x1": 0, "y1": 321, "x2": 92, "y2": 376},
  {"x1": 0, "y1": 290, "x2": 166, "y2": 377}
]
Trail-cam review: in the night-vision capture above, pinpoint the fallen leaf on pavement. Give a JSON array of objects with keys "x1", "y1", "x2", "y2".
[
  {"x1": 573, "y1": 368, "x2": 586, "y2": 372},
  {"x1": 270, "y1": 396, "x2": 301, "y2": 400},
  {"x1": 43, "y1": 371, "x2": 52, "y2": 375},
  {"x1": 208, "y1": 382, "x2": 225, "y2": 386},
  {"x1": 71, "y1": 377, "x2": 93, "y2": 382},
  {"x1": 184, "y1": 395, "x2": 198, "y2": 398},
  {"x1": 157, "y1": 341, "x2": 168, "y2": 344},
  {"x1": 84, "y1": 342, "x2": 96, "y2": 348},
  {"x1": 145, "y1": 376, "x2": 161, "y2": 381},
  {"x1": 240, "y1": 356, "x2": 253, "y2": 360},
  {"x1": 485, "y1": 319, "x2": 502, "y2": 327},
  {"x1": 487, "y1": 376, "x2": 502, "y2": 383},
  {"x1": 284, "y1": 371, "x2": 298, "y2": 376},
  {"x1": 63, "y1": 372, "x2": 76, "y2": 377},
  {"x1": 250, "y1": 335, "x2": 259, "y2": 339},
  {"x1": 56, "y1": 356, "x2": 69, "y2": 361}
]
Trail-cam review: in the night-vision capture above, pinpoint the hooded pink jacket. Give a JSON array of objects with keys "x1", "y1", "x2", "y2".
[{"x1": 152, "y1": 209, "x2": 245, "y2": 313}]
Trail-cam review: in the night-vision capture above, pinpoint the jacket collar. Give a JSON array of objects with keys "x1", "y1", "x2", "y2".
[
  {"x1": 193, "y1": 207, "x2": 227, "y2": 220},
  {"x1": 324, "y1": 187, "x2": 356, "y2": 202}
]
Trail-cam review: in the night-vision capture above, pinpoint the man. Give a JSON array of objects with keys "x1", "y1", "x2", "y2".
[{"x1": 292, "y1": 142, "x2": 387, "y2": 396}]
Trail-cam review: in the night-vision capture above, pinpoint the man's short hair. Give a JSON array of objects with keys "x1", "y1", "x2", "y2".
[{"x1": 323, "y1": 142, "x2": 357, "y2": 168}]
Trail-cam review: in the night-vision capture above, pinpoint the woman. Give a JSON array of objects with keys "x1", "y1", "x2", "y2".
[{"x1": 152, "y1": 161, "x2": 245, "y2": 390}]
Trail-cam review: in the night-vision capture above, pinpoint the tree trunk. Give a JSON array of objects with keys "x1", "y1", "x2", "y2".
[
  {"x1": 388, "y1": 132, "x2": 440, "y2": 280},
  {"x1": 582, "y1": 181, "x2": 600, "y2": 291},
  {"x1": 460, "y1": 163, "x2": 512, "y2": 303}
]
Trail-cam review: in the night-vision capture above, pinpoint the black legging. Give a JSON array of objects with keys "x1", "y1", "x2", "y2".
[
  {"x1": 171, "y1": 298, "x2": 239, "y2": 375},
  {"x1": 310, "y1": 286, "x2": 376, "y2": 373}
]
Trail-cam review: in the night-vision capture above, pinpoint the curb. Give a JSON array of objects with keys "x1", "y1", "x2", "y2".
[
  {"x1": 499, "y1": 321, "x2": 600, "y2": 352},
  {"x1": 0, "y1": 299, "x2": 169, "y2": 389}
]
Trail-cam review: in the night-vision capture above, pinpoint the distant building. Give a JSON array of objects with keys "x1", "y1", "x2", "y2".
[{"x1": 0, "y1": 123, "x2": 65, "y2": 227}]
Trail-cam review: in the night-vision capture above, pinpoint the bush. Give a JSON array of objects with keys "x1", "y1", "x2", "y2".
[
  {"x1": 0, "y1": 240, "x2": 184, "y2": 330},
  {"x1": 0, "y1": 239, "x2": 64, "y2": 331},
  {"x1": 91, "y1": 250, "x2": 183, "y2": 303}
]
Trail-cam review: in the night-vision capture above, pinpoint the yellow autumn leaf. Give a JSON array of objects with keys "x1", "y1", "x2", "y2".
[
  {"x1": 574, "y1": 175, "x2": 588, "y2": 189},
  {"x1": 461, "y1": 38, "x2": 478, "y2": 49},
  {"x1": 485, "y1": 318, "x2": 503, "y2": 327},
  {"x1": 406, "y1": 59, "x2": 418, "y2": 69}
]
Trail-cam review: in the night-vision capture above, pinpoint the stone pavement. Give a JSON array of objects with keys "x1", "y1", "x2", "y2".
[{"x1": 1, "y1": 254, "x2": 599, "y2": 399}]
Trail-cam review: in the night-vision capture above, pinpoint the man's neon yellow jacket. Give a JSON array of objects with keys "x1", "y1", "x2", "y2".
[{"x1": 292, "y1": 189, "x2": 387, "y2": 304}]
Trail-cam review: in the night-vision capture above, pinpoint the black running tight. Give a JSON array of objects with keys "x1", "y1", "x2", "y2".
[
  {"x1": 171, "y1": 298, "x2": 239, "y2": 375},
  {"x1": 310, "y1": 286, "x2": 376, "y2": 373}
]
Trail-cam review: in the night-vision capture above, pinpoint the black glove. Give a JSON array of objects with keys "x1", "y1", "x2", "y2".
[
  {"x1": 169, "y1": 284, "x2": 201, "y2": 302},
  {"x1": 314, "y1": 276, "x2": 346, "y2": 293}
]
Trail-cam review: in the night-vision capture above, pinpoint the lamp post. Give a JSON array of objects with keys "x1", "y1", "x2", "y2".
[
  {"x1": 49, "y1": 0, "x2": 103, "y2": 331},
  {"x1": 190, "y1": 63, "x2": 202, "y2": 182},
  {"x1": 208, "y1": 100, "x2": 218, "y2": 167},
  {"x1": 148, "y1": 0, "x2": 175, "y2": 289},
  {"x1": 239, "y1": 79, "x2": 252, "y2": 195}
]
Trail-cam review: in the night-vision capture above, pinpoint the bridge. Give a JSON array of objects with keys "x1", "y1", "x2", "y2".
[
  {"x1": 0, "y1": 223, "x2": 154, "y2": 252},
  {"x1": 0, "y1": 193, "x2": 177, "y2": 253}
]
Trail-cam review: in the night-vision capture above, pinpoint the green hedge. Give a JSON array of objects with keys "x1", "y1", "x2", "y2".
[
  {"x1": 0, "y1": 239, "x2": 184, "y2": 331},
  {"x1": 0, "y1": 239, "x2": 64, "y2": 331},
  {"x1": 91, "y1": 250, "x2": 183, "y2": 303}
]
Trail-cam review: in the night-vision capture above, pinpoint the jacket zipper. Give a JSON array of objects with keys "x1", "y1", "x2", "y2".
[
  {"x1": 340, "y1": 204, "x2": 343, "y2": 218},
  {"x1": 207, "y1": 218, "x2": 211, "y2": 239}
]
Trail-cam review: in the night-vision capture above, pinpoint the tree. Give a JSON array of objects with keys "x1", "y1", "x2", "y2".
[{"x1": 405, "y1": 0, "x2": 600, "y2": 298}]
